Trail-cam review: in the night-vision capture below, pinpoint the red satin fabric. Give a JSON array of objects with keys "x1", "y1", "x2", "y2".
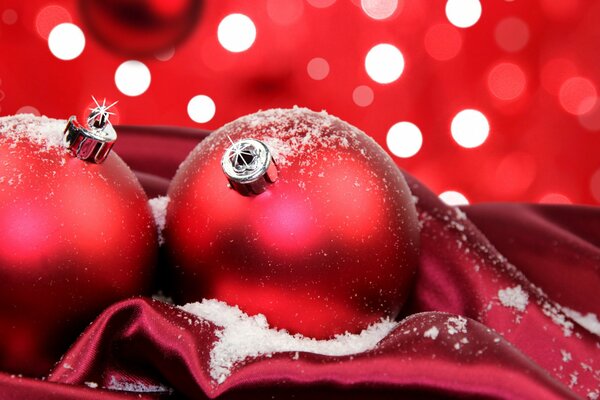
[{"x1": 1, "y1": 125, "x2": 598, "y2": 399}]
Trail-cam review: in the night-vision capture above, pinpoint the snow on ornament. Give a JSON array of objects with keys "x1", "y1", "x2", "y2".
[
  {"x1": 0, "y1": 103, "x2": 157, "y2": 376},
  {"x1": 165, "y1": 107, "x2": 420, "y2": 339}
]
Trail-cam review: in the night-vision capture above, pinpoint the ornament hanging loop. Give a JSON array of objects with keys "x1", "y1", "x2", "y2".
[
  {"x1": 221, "y1": 138, "x2": 278, "y2": 196},
  {"x1": 64, "y1": 97, "x2": 118, "y2": 164}
]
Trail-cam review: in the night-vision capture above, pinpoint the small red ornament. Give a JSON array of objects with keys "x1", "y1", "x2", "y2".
[
  {"x1": 165, "y1": 108, "x2": 420, "y2": 339},
  {"x1": 0, "y1": 113, "x2": 157, "y2": 376},
  {"x1": 79, "y1": 0, "x2": 203, "y2": 57}
]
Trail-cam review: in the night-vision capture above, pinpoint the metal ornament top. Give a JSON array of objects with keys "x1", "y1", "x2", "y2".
[
  {"x1": 64, "y1": 97, "x2": 118, "y2": 164},
  {"x1": 221, "y1": 138, "x2": 278, "y2": 195}
]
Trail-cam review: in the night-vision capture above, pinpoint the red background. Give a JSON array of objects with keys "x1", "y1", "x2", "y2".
[{"x1": 0, "y1": 0, "x2": 599, "y2": 205}]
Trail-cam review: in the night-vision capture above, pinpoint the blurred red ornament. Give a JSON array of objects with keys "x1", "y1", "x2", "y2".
[
  {"x1": 0, "y1": 115, "x2": 157, "y2": 376},
  {"x1": 165, "y1": 108, "x2": 420, "y2": 339},
  {"x1": 79, "y1": 0, "x2": 203, "y2": 56}
]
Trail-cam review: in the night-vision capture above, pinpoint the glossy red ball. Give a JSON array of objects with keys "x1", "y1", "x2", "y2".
[
  {"x1": 0, "y1": 115, "x2": 157, "y2": 376},
  {"x1": 79, "y1": 0, "x2": 203, "y2": 57},
  {"x1": 165, "y1": 108, "x2": 420, "y2": 339}
]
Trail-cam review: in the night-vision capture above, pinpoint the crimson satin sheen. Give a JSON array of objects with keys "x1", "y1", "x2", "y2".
[
  {"x1": 164, "y1": 109, "x2": 420, "y2": 339},
  {"x1": 0, "y1": 125, "x2": 597, "y2": 399},
  {"x1": 0, "y1": 125, "x2": 158, "y2": 376}
]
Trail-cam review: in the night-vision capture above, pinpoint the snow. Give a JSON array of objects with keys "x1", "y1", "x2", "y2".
[
  {"x1": 445, "y1": 316, "x2": 467, "y2": 335},
  {"x1": 560, "y1": 349, "x2": 572, "y2": 362},
  {"x1": 180, "y1": 299, "x2": 397, "y2": 384},
  {"x1": 84, "y1": 382, "x2": 98, "y2": 389},
  {"x1": 107, "y1": 376, "x2": 170, "y2": 393},
  {"x1": 498, "y1": 285, "x2": 529, "y2": 312},
  {"x1": 542, "y1": 302, "x2": 574, "y2": 337},
  {"x1": 148, "y1": 196, "x2": 170, "y2": 245},
  {"x1": 423, "y1": 326, "x2": 439, "y2": 340},
  {"x1": 198, "y1": 107, "x2": 384, "y2": 174},
  {"x1": 562, "y1": 308, "x2": 600, "y2": 337},
  {"x1": 0, "y1": 114, "x2": 67, "y2": 152}
]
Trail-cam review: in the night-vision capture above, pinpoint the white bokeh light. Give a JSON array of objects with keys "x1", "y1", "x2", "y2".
[
  {"x1": 361, "y1": 0, "x2": 398, "y2": 20},
  {"x1": 218, "y1": 14, "x2": 256, "y2": 53},
  {"x1": 451, "y1": 109, "x2": 489, "y2": 148},
  {"x1": 48, "y1": 23, "x2": 85, "y2": 60},
  {"x1": 439, "y1": 190, "x2": 470, "y2": 206},
  {"x1": 386, "y1": 122, "x2": 423, "y2": 158},
  {"x1": 115, "y1": 61, "x2": 151, "y2": 97},
  {"x1": 365, "y1": 43, "x2": 404, "y2": 84},
  {"x1": 445, "y1": 0, "x2": 482, "y2": 28},
  {"x1": 187, "y1": 95, "x2": 216, "y2": 123}
]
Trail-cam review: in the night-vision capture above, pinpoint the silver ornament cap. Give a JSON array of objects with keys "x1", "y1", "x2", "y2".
[
  {"x1": 64, "y1": 97, "x2": 118, "y2": 164},
  {"x1": 221, "y1": 138, "x2": 278, "y2": 195}
]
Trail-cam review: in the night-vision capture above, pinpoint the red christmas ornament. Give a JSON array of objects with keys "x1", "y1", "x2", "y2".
[
  {"x1": 79, "y1": 0, "x2": 203, "y2": 57},
  {"x1": 165, "y1": 108, "x2": 420, "y2": 339},
  {"x1": 0, "y1": 113, "x2": 157, "y2": 376}
]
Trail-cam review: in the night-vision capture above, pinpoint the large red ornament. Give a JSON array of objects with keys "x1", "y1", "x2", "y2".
[
  {"x1": 78, "y1": 0, "x2": 203, "y2": 57},
  {"x1": 165, "y1": 108, "x2": 420, "y2": 339},
  {"x1": 0, "y1": 114, "x2": 157, "y2": 376}
]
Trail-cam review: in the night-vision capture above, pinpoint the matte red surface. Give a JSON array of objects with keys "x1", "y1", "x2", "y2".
[
  {"x1": 0, "y1": 126, "x2": 158, "y2": 376},
  {"x1": 0, "y1": 125, "x2": 596, "y2": 399},
  {"x1": 165, "y1": 110, "x2": 420, "y2": 339}
]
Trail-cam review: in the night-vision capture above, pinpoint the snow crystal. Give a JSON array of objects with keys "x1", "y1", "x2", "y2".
[
  {"x1": 423, "y1": 326, "x2": 439, "y2": 340},
  {"x1": 152, "y1": 291, "x2": 174, "y2": 304},
  {"x1": 498, "y1": 285, "x2": 529, "y2": 312},
  {"x1": 84, "y1": 382, "x2": 98, "y2": 389},
  {"x1": 180, "y1": 299, "x2": 397, "y2": 384},
  {"x1": 588, "y1": 389, "x2": 599, "y2": 400},
  {"x1": 454, "y1": 207, "x2": 467, "y2": 220},
  {"x1": 542, "y1": 302, "x2": 574, "y2": 337},
  {"x1": 569, "y1": 371, "x2": 578, "y2": 388},
  {"x1": 445, "y1": 316, "x2": 467, "y2": 335},
  {"x1": 560, "y1": 349, "x2": 572, "y2": 362},
  {"x1": 148, "y1": 196, "x2": 170, "y2": 245},
  {"x1": 0, "y1": 114, "x2": 67, "y2": 152},
  {"x1": 107, "y1": 376, "x2": 170, "y2": 393},
  {"x1": 563, "y1": 308, "x2": 600, "y2": 337}
]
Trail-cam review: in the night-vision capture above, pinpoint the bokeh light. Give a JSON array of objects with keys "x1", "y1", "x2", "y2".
[
  {"x1": 307, "y1": 58, "x2": 330, "y2": 80},
  {"x1": 539, "y1": 193, "x2": 572, "y2": 204},
  {"x1": 493, "y1": 152, "x2": 537, "y2": 196},
  {"x1": 579, "y1": 102, "x2": 600, "y2": 131},
  {"x1": 218, "y1": 14, "x2": 256, "y2": 53},
  {"x1": 2, "y1": 9, "x2": 17, "y2": 25},
  {"x1": 365, "y1": 43, "x2": 404, "y2": 84},
  {"x1": 451, "y1": 109, "x2": 490, "y2": 148},
  {"x1": 16, "y1": 106, "x2": 40, "y2": 116},
  {"x1": 352, "y1": 85, "x2": 374, "y2": 107},
  {"x1": 386, "y1": 121, "x2": 423, "y2": 158},
  {"x1": 187, "y1": 95, "x2": 216, "y2": 123},
  {"x1": 361, "y1": 0, "x2": 400, "y2": 20},
  {"x1": 48, "y1": 23, "x2": 85, "y2": 60},
  {"x1": 115, "y1": 61, "x2": 151, "y2": 97},
  {"x1": 487, "y1": 62, "x2": 527, "y2": 101},
  {"x1": 439, "y1": 190, "x2": 470, "y2": 205},
  {"x1": 559, "y1": 77, "x2": 597, "y2": 115},
  {"x1": 445, "y1": 0, "x2": 482, "y2": 28},
  {"x1": 267, "y1": 0, "x2": 304, "y2": 25},
  {"x1": 155, "y1": 48, "x2": 176, "y2": 61},
  {"x1": 36, "y1": 5, "x2": 71, "y2": 39},
  {"x1": 424, "y1": 23, "x2": 462, "y2": 61},
  {"x1": 307, "y1": 0, "x2": 336, "y2": 8},
  {"x1": 494, "y1": 17, "x2": 529, "y2": 52}
]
